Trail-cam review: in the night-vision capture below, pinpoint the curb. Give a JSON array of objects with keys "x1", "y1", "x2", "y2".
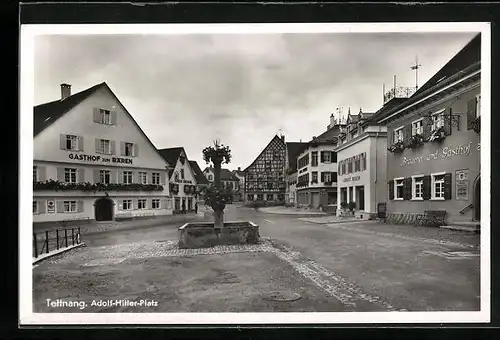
[{"x1": 33, "y1": 243, "x2": 85, "y2": 265}]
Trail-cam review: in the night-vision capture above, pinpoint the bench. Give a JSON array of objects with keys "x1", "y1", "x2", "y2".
[{"x1": 415, "y1": 210, "x2": 447, "y2": 227}]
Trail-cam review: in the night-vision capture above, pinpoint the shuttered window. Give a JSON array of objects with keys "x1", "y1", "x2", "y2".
[
  {"x1": 63, "y1": 200, "x2": 77, "y2": 213},
  {"x1": 394, "y1": 127, "x2": 404, "y2": 143},
  {"x1": 412, "y1": 119, "x2": 424, "y2": 136},
  {"x1": 64, "y1": 168, "x2": 77, "y2": 183},
  {"x1": 152, "y1": 199, "x2": 160, "y2": 209},
  {"x1": 388, "y1": 180, "x2": 394, "y2": 200},
  {"x1": 138, "y1": 172, "x2": 147, "y2": 184},
  {"x1": 123, "y1": 171, "x2": 133, "y2": 184},
  {"x1": 94, "y1": 108, "x2": 117, "y2": 125},
  {"x1": 431, "y1": 173, "x2": 446, "y2": 199},
  {"x1": 431, "y1": 110, "x2": 445, "y2": 131},
  {"x1": 412, "y1": 175, "x2": 424, "y2": 199},
  {"x1": 394, "y1": 178, "x2": 404, "y2": 200},
  {"x1": 467, "y1": 97, "x2": 478, "y2": 129},
  {"x1": 60, "y1": 134, "x2": 83, "y2": 151}
]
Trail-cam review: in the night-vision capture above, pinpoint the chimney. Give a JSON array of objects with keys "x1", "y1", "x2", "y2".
[
  {"x1": 280, "y1": 135, "x2": 285, "y2": 143},
  {"x1": 329, "y1": 113, "x2": 336, "y2": 128},
  {"x1": 238, "y1": 167, "x2": 241, "y2": 171},
  {"x1": 60, "y1": 83, "x2": 71, "y2": 100}
]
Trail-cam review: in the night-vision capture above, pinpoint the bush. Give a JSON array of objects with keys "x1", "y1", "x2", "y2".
[
  {"x1": 347, "y1": 202, "x2": 356, "y2": 211},
  {"x1": 340, "y1": 202, "x2": 348, "y2": 210}
]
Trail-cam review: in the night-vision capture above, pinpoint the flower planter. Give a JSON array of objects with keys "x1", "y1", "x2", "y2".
[
  {"x1": 388, "y1": 142, "x2": 405, "y2": 153},
  {"x1": 178, "y1": 221, "x2": 260, "y2": 249}
]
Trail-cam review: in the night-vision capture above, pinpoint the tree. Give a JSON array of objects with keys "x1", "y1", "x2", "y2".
[{"x1": 202, "y1": 140, "x2": 232, "y2": 228}]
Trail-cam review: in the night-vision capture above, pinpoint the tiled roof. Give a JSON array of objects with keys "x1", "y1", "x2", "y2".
[
  {"x1": 189, "y1": 160, "x2": 209, "y2": 185},
  {"x1": 204, "y1": 167, "x2": 240, "y2": 181},
  {"x1": 158, "y1": 147, "x2": 184, "y2": 170},
  {"x1": 34, "y1": 82, "x2": 104, "y2": 136}
]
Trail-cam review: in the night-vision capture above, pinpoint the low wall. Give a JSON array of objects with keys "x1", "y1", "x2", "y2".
[{"x1": 178, "y1": 221, "x2": 260, "y2": 249}]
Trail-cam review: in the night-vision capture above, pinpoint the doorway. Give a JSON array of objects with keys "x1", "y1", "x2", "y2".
[
  {"x1": 474, "y1": 176, "x2": 480, "y2": 221},
  {"x1": 95, "y1": 198, "x2": 114, "y2": 221},
  {"x1": 356, "y1": 186, "x2": 365, "y2": 211}
]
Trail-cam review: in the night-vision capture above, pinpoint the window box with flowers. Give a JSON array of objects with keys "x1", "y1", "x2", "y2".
[
  {"x1": 429, "y1": 126, "x2": 447, "y2": 142},
  {"x1": 388, "y1": 140, "x2": 405, "y2": 153},
  {"x1": 33, "y1": 180, "x2": 164, "y2": 192},
  {"x1": 409, "y1": 134, "x2": 424, "y2": 148}
]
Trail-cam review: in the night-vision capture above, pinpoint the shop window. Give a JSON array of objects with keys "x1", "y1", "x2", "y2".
[
  {"x1": 393, "y1": 126, "x2": 404, "y2": 143},
  {"x1": 247, "y1": 194, "x2": 254, "y2": 201},
  {"x1": 266, "y1": 194, "x2": 274, "y2": 201},
  {"x1": 412, "y1": 175, "x2": 424, "y2": 200},
  {"x1": 431, "y1": 173, "x2": 445, "y2": 200},
  {"x1": 412, "y1": 119, "x2": 423, "y2": 136},
  {"x1": 394, "y1": 178, "x2": 404, "y2": 200}
]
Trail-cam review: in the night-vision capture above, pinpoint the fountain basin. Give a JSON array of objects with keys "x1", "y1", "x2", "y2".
[{"x1": 178, "y1": 221, "x2": 260, "y2": 249}]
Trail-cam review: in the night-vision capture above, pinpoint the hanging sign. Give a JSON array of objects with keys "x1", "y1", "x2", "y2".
[
  {"x1": 401, "y1": 141, "x2": 480, "y2": 167},
  {"x1": 455, "y1": 169, "x2": 469, "y2": 201}
]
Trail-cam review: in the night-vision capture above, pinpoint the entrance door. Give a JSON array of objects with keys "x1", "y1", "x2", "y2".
[
  {"x1": 95, "y1": 198, "x2": 113, "y2": 221},
  {"x1": 357, "y1": 186, "x2": 365, "y2": 211},
  {"x1": 474, "y1": 177, "x2": 480, "y2": 221},
  {"x1": 311, "y1": 192, "x2": 320, "y2": 208}
]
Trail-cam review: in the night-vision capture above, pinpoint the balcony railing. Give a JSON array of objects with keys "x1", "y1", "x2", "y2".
[{"x1": 384, "y1": 86, "x2": 416, "y2": 104}]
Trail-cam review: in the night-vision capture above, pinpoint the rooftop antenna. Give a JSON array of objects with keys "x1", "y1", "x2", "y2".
[{"x1": 410, "y1": 55, "x2": 422, "y2": 90}]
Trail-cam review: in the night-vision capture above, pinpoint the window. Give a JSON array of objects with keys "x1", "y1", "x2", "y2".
[
  {"x1": 123, "y1": 171, "x2": 133, "y2": 184},
  {"x1": 323, "y1": 152, "x2": 331, "y2": 163},
  {"x1": 393, "y1": 127, "x2": 404, "y2": 142},
  {"x1": 247, "y1": 194, "x2": 254, "y2": 201},
  {"x1": 66, "y1": 135, "x2": 78, "y2": 150},
  {"x1": 431, "y1": 110, "x2": 445, "y2": 131},
  {"x1": 64, "y1": 201, "x2": 77, "y2": 213},
  {"x1": 99, "y1": 109, "x2": 112, "y2": 124},
  {"x1": 347, "y1": 159, "x2": 353, "y2": 173},
  {"x1": 266, "y1": 194, "x2": 274, "y2": 201},
  {"x1": 99, "y1": 139, "x2": 111, "y2": 154},
  {"x1": 341, "y1": 161, "x2": 346, "y2": 175},
  {"x1": 312, "y1": 171, "x2": 318, "y2": 183},
  {"x1": 152, "y1": 172, "x2": 160, "y2": 185},
  {"x1": 124, "y1": 142, "x2": 134, "y2": 157},
  {"x1": 311, "y1": 152, "x2": 318, "y2": 166},
  {"x1": 33, "y1": 166, "x2": 38, "y2": 182},
  {"x1": 122, "y1": 200, "x2": 133, "y2": 210},
  {"x1": 412, "y1": 119, "x2": 423, "y2": 136},
  {"x1": 180, "y1": 169, "x2": 185, "y2": 179},
  {"x1": 394, "y1": 178, "x2": 404, "y2": 200},
  {"x1": 323, "y1": 172, "x2": 332, "y2": 183},
  {"x1": 138, "y1": 199, "x2": 147, "y2": 209},
  {"x1": 257, "y1": 194, "x2": 264, "y2": 201},
  {"x1": 138, "y1": 172, "x2": 147, "y2": 184},
  {"x1": 412, "y1": 175, "x2": 424, "y2": 200},
  {"x1": 476, "y1": 95, "x2": 481, "y2": 117},
  {"x1": 431, "y1": 173, "x2": 445, "y2": 200},
  {"x1": 152, "y1": 199, "x2": 160, "y2": 209},
  {"x1": 65, "y1": 168, "x2": 77, "y2": 183},
  {"x1": 100, "y1": 170, "x2": 111, "y2": 184},
  {"x1": 33, "y1": 201, "x2": 38, "y2": 214},
  {"x1": 354, "y1": 156, "x2": 361, "y2": 172},
  {"x1": 361, "y1": 153, "x2": 367, "y2": 171}
]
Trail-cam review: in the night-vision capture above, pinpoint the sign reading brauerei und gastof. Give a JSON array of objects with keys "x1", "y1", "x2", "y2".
[
  {"x1": 400, "y1": 141, "x2": 480, "y2": 167},
  {"x1": 68, "y1": 153, "x2": 133, "y2": 164}
]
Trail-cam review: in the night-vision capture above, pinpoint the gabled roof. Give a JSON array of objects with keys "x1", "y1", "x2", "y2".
[
  {"x1": 204, "y1": 167, "x2": 240, "y2": 181},
  {"x1": 286, "y1": 142, "x2": 309, "y2": 172},
  {"x1": 34, "y1": 82, "x2": 104, "y2": 137},
  {"x1": 34, "y1": 82, "x2": 171, "y2": 168},
  {"x1": 189, "y1": 160, "x2": 209, "y2": 185},
  {"x1": 233, "y1": 169, "x2": 246, "y2": 176},
  {"x1": 243, "y1": 134, "x2": 285, "y2": 172},
  {"x1": 158, "y1": 147, "x2": 184, "y2": 168}
]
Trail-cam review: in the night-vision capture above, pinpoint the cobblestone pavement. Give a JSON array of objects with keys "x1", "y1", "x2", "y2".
[{"x1": 42, "y1": 238, "x2": 402, "y2": 311}]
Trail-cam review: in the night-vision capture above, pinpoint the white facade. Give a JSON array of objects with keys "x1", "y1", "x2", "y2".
[
  {"x1": 295, "y1": 144, "x2": 338, "y2": 208},
  {"x1": 335, "y1": 125, "x2": 387, "y2": 216},
  {"x1": 33, "y1": 84, "x2": 173, "y2": 223},
  {"x1": 169, "y1": 150, "x2": 198, "y2": 212}
]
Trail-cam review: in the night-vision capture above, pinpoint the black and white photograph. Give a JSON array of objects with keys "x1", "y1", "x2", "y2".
[{"x1": 20, "y1": 23, "x2": 490, "y2": 325}]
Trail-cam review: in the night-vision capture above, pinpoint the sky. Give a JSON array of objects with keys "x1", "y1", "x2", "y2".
[{"x1": 34, "y1": 31, "x2": 478, "y2": 170}]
